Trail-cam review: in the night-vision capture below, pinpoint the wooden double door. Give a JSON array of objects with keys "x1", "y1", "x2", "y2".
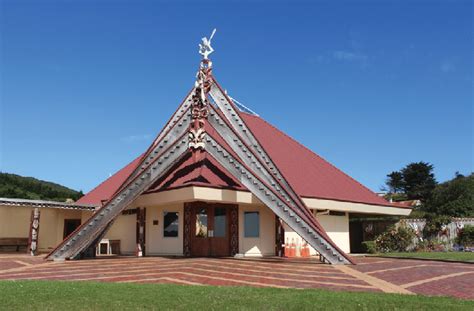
[{"x1": 187, "y1": 202, "x2": 237, "y2": 257}]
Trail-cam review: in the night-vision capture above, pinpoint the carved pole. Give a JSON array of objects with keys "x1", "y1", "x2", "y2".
[
  {"x1": 28, "y1": 208, "x2": 40, "y2": 256},
  {"x1": 188, "y1": 30, "x2": 216, "y2": 152},
  {"x1": 136, "y1": 207, "x2": 146, "y2": 257}
]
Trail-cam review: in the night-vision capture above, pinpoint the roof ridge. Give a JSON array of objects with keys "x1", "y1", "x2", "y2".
[{"x1": 245, "y1": 113, "x2": 389, "y2": 205}]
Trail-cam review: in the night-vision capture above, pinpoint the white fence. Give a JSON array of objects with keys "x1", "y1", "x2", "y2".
[{"x1": 399, "y1": 218, "x2": 474, "y2": 245}]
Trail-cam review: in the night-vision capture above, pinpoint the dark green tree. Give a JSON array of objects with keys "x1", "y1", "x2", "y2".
[
  {"x1": 385, "y1": 162, "x2": 437, "y2": 202},
  {"x1": 401, "y1": 162, "x2": 437, "y2": 201},
  {"x1": 0, "y1": 172, "x2": 83, "y2": 202},
  {"x1": 386, "y1": 171, "x2": 404, "y2": 193},
  {"x1": 423, "y1": 173, "x2": 473, "y2": 217}
]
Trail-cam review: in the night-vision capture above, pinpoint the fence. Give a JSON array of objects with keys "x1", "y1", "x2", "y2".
[{"x1": 399, "y1": 218, "x2": 474, "y2": 247}]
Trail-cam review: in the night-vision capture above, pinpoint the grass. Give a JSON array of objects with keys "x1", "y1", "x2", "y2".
[
  {"x1": 374, "y1": 252, "x2": 474, "y2": 263},
  {"x1": 0, "y1": 280, "x2": 473, "y2": 310}
]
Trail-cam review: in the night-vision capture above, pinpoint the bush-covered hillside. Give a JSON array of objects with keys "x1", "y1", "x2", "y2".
[{"x1": 0, "y1": 172, "x2": 83, "y2": 202}]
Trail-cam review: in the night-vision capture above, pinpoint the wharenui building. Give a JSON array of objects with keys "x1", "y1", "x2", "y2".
[{"x1": 0, "y1": 31, "x2": 411, "y2": 264}]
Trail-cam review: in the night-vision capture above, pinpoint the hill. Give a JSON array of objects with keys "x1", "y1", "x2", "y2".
[{"x1": 0, "y1": 172, "x2": 83, "y2": 202}]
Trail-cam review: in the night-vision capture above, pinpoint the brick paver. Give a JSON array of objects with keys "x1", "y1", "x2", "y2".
[
  {"x1": 0, "y1": 254, "x2": 472, "y2": 299},
  {"x1": 352, "y1": 257, "x2": 474, "y2": 299}
]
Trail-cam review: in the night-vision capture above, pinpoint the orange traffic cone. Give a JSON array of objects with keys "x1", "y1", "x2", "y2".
[
  {"x1": 289, "y1": 238, "x2": 296, "y2": 258},
  {"x1": 284, "y1": 237, "x2": 290, "y2": 257},
  {"x1": 296, "y1": 238, "x2": 301, "y2": 257}
]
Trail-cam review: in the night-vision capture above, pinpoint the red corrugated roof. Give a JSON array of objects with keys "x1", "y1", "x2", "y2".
[
  {"x1": 76, "y1": 154, "x2": 144, "y2": 205},
  {"x1": 240, "y1": 113, "x2": 395, "y2": 207},
  {"x1": 77, "y1": 112, "x2": 400, "y2": 208}
]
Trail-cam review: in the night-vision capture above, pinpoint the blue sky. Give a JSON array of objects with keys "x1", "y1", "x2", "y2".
[{"x1": 1, "y1": 0, "x2": 472, "y2": 193}]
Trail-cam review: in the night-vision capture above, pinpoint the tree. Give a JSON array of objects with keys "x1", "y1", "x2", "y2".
[
  {"x1": 386, "y1": 171, "x2": 404, "y2": 193},
  {"x1": 385, "y1": 162, "x2": 437, "y2": 202},
  {"x1": 423, "y1": 173, "x2": 474, "y2": 217},
  {"x1": 0, "y1": 172, "x2": 83, "y2": 202},
  {"x1": 401, "y1": 162, "x2": 437, "y2": 201}
]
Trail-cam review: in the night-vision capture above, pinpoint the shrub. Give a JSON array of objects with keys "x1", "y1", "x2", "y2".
[
  {"x1": 415, "y1": 239, "x2": 449, "y2": 252},
  {"x1": 375, "y1": 225, "x2": 415, "y2": 253},
  {"x1": 457, "y1": 225, "x2": 474, "y2": 247},
  {"x1": 422, "y1": 215, "x2": 451, "y2": 240},
  {"x1": 361, "y1": 241, "x2": 376, "y2": 254}
]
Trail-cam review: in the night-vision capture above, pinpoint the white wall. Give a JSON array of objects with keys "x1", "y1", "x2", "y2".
[
  {"x1": 283, "y1": 212, "x2": 350, "y2": 255},
  {"x1": 239, "y1": 204, "x2": 275, "y2": 257}
]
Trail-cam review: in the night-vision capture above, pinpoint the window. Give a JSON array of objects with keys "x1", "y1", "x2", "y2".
[
  {"x1": 244, "y1": 211, "x2": 259, "y2": 238},
  {"x1": 195, "y1": 208, "x2": 208, "y2": 238},
  {"x1": 214, "y1": 207, "x2": 226, "y2": 237},
  {"x1": 163, "y1": 212, "x2": 179, "y2": 237}
]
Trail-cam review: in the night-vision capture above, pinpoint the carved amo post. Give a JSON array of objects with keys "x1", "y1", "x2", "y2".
[
  {"x1": 229, "y1": 205, "x2": 239, "y2": 256},
  {"x1": 136, "y1": 207, "x2": 146, "y2": 257},
  {"x1": 28, "y1": 207, "x2": 40, "y2": 256}
]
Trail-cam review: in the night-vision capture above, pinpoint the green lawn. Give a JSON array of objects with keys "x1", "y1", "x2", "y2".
[
  {"x1": 374, "y1": 252, "x2": 474, "y2": 263},
  {"x1": 1, "y1": 280, "x2": 473, "y2": 310}
]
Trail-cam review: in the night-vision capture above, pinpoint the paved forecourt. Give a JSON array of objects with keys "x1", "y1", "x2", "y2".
[{"x1": 0, "y1": 255, "x2": 472, "y2": 299}]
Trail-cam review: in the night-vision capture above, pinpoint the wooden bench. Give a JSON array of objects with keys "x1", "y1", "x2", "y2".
[{"x1": 0, "y1": 238, "x2": 29, "y2": 252}]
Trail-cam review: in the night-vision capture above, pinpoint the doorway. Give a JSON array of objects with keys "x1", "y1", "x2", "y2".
[
  {"x1": 63, "y1": 219, "x2": 81, "y2": 239},
  {"x1": 186, "y1": 202, "x2": 236, "y2": 257}
]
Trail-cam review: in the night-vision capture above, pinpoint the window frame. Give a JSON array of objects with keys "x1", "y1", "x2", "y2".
[
  {"x1": 162, "y1": 211, "x2": 179, "y2": 238},
  {"x1": 243, "y1": 211, "x2": 260, "y2": 238}
]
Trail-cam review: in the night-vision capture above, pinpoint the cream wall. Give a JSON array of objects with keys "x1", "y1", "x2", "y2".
[
  {"x1": 103, "y1": 212, "x2": 137, "y2": 255},
  {"x1": 283, "y1": 212, "x2": 350, "y2": 255},
  {"x1": 239, "y1": 204, "x2": 275, "y2": 257},
  {"x1": 0, "y1": 205, "x2": 84, "y2": 252},
  {"x1": 316, "y1": 213, "x2": 350, "y2": 253},
  {"x1": 0, "y1": 205, "x2": 31, "y2": 238},
  {"x1": 146, "y1": 203, "x2": 184, "y2": 256}
]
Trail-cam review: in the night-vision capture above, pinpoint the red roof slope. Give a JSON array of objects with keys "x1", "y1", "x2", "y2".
[
  {"x1": 240, "y1": 113, "x2": 394, "y2": 207},
  {"x1": 76, "y1": 154, "x2": 144, "y2": 205},
  {"x1": 77, "y1": 113, "x2": 395, "y2": 208}
]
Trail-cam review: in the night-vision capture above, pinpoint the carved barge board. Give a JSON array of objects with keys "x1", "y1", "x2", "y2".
[
  {"x1": 208, "y1": 82, "x2": 352, "y2": 261},
  {"x1": 204, "y1": 134, "x2": 351, "y2": 265},
  {"x1": 208, "y1": 83, "x2": 322, "y2": 231},
  {"x1": 206, "y1": 102, "x2": 352, "y2": 263},
  {"x1": 115, "y1": 100, "x2": 194, "y2": 195},
  {"x1": 207, "y1": 109, "x2": 314, "y2": 228},
  {"x1": 46, "y1": 108, "x2": 193, "y2": 260}
]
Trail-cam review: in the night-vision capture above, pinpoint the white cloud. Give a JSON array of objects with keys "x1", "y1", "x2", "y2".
[
  {"x1": 440, "y1": 60, "x2": 455, "y2": 73},
  {"x1": 332, "y1": 50, "x2": 367, "y2": 61}
]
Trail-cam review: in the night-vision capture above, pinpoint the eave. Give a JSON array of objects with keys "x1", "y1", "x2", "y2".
[
  {"x1": 0, "y1": 197, "x2": 97, "y2": 211},
  {"x1": 132, "y1": 186, "x2": 412, "y2": 216}
]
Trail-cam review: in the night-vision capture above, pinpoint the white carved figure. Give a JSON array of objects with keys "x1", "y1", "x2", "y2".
[
  {"x1": 199, "y1": 28, "x2": 217, "y2": 59},
  {"x1": 30, "y1": 208, "x2": 40, "y2": 256},
  {"x1": 456, "y1": 222, "x2": 464, "y2": 237},
  {"x1": 189, "y1": 128, "x2": 206, "y2": 149},
  {"x1": 408, "y1": 222, "x2": 423, "y2": 242}
]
